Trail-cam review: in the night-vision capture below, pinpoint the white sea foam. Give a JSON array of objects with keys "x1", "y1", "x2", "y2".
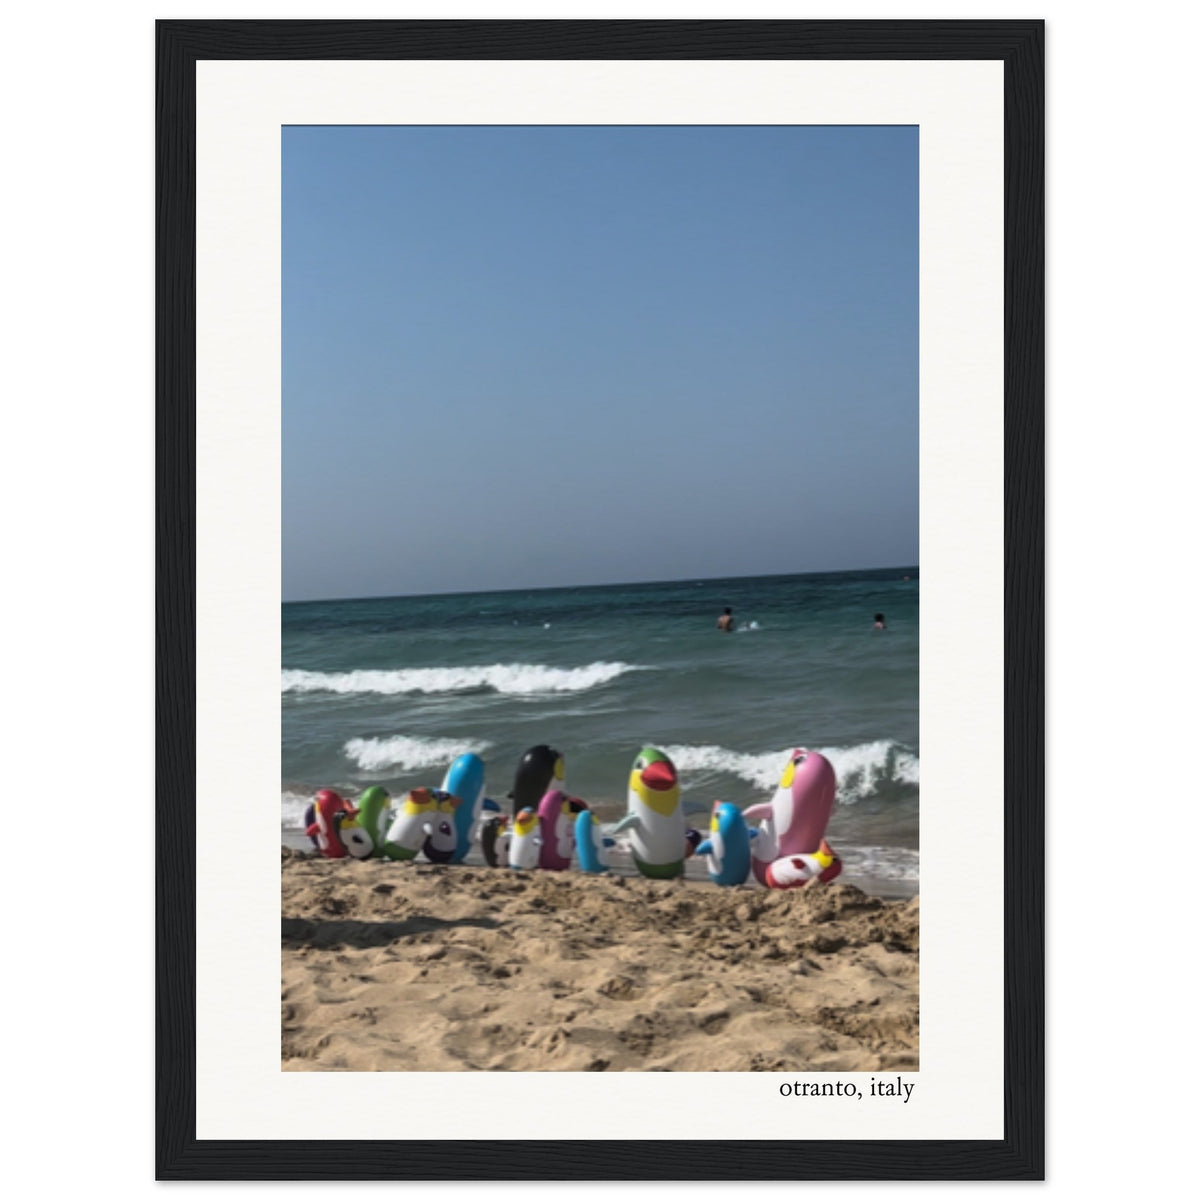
[
  {"x1": 839, "y1": 844, "x2": 921, "y2": 882},
  {"x1": 819, "y1": 741, "x2": 920, "y2": 803},
  {"x1": 282, "y1": 662, "x2": 643, "y2": 697},
  {"x1": 661, "y1": 745, "x2": 791, "y2": 792},
  {"x1": 661, "y1": 740, "x2": 919, "y2": 803},
  {"x1": 343, "y1": 734, "x2": 493, "y2": 772},
  {"x1": 281, "y1": 789, "x2": 315, "y2": 830},
  {"x1": 281, "y1": 782, "x2": 399, "y2": 830}
]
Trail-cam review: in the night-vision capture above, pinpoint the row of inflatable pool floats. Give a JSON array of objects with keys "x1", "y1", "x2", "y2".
[{"x1": 302, "y1": 743, "x2": 842, "y2": 891}]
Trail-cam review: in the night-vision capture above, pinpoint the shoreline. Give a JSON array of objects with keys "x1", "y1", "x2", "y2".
[
  {"x1": 279, "y1": 832, "x2": 919, "y2": 901},
  {"x1": 282, "y1": 849, "x2": 919, "y2": 1072}
]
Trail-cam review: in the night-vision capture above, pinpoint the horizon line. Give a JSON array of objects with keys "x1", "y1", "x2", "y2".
[{"x1": 282, "y1": 563, "x2": 920, "y2": 607}]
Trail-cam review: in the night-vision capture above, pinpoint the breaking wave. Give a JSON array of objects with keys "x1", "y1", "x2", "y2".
[
  {"x1": 661, "y1": 740, "x2": 919, "y2": 804},
  {"x1": 282, "y1": 662, "x2": 644, "y2": 697},
  {"x1": 343, "y1": 734, "x2": 493, "y2": 772},
  {"x1": 281, "y1": 789, "x2": 316, "y2": 830}
]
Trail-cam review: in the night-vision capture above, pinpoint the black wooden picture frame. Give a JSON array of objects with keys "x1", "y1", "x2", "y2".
[{"x1": 156, "y1": 18, "x2": 1043, "y2": 1181}]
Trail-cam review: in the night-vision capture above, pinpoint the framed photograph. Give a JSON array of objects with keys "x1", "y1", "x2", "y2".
[{"x1": 157, "y1": 19, "x2": 1043, "y2": 1181}]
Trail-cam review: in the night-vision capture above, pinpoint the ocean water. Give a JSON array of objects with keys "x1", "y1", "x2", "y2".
[{"x1": 282, "y1": 569, "x2": 919, "y2": 891}]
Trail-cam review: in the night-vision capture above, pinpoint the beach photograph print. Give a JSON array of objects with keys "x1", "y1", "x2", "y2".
[{"x1": 281, "y1": 124, "x2": 919, "y2": 1073}]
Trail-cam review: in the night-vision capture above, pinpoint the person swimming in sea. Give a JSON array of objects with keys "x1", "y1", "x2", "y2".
[
  {"x1": 717, "y1": 607, "x2": 734, "y2": 632},
  {"x1": 873, "y1": 612, "x2": 887, "y2": 630}
]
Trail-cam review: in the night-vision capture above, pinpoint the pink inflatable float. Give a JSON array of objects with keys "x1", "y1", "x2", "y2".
[
  {"x1": 744, "y1": 749, "x2": 843, "y2": 889},
  {"x1": 536, "y1": 789, "x2": 588, "y2": 870}
]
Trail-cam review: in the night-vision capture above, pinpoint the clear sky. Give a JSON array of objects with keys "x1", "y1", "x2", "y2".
[{"x1": 283, "y1": 125, "x2": 917, "y2": 602}]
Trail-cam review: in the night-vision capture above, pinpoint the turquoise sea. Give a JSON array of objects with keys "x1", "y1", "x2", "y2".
[{"x1": 282, "y1": 569, "x2": 919, "y2": 893}]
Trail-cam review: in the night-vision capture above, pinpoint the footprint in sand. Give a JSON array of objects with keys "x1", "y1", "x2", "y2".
[
  {"x1": 597, "y1": 974, "x2": 642, "y2": 1000},
  {"x1": 696, "y1": 1010, "x2": 730, "y2": 1035},
  {"x1": 617, "y1": 1013, "x2": 660, "y2": 1056}
]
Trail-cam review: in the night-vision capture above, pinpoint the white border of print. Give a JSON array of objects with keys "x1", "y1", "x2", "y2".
[{"x1": 196, "y1": 59, "x2": 1002, "y2": 1141}]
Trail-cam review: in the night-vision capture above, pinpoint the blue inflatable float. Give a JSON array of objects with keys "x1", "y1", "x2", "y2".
[
  {"x1": 440, "y1": 752, "x2": 486, "y2": 864},
  {"x1": 574, "y1": 809, "x2": 613, "y2": 874},
  {"x1": 694, "y1": 801, "x2": 754, "y2": 886}
]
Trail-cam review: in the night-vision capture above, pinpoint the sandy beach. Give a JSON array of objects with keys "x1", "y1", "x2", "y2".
[{"x1": 282, "y1": 848, "x2": 918, "y2": 1072}]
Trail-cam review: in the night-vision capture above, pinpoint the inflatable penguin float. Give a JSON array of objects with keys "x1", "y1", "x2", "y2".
[
  {"x1": 536, "y1": 789, "x2": 588, "y2": 870},
  {"x1": 575, "y1": 808, "x2": 614, "y2": 874},
  {"x1": 693, "y1": 800, "x2": 754, "y2": 886},
  {"x1": 508, "y1": 806, "x2": 541, "y2": 870},
  {"x1": 609, "y1": 746, "x2": 689, "y2": 879},
  {"x1": 478, "y1": 814, "x2": 511, "y2": 867},
  {"x1": 509, "y1": 745, "x2": 564, "y2": 818}
]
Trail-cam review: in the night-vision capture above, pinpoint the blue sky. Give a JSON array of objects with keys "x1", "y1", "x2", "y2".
[{"x1": 283, "y1": 125, "x2": 917, "y2": 601}]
